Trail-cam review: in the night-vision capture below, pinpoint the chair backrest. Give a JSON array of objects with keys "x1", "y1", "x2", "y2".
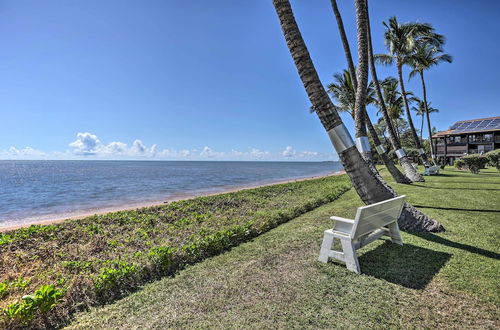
[{"x1": 351, "y1": 195, "x2": 406, "y2": 239}]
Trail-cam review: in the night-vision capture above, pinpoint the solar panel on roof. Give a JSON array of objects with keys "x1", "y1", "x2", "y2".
[{"x1": 449, "y1": 117, "x2": 500, "y2": 133}]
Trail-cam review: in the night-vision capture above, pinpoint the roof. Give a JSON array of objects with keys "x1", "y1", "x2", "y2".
[{"x1": 432, "y1": 116, "x2": 500, "y2": 138}]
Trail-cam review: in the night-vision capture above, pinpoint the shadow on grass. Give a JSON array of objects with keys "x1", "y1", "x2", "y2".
[
  {"x1": 358, "y1": 241, "x2": 451, "y2": 289},
  {"x1": 435, "y1": 181, "x2": 500, "y2": 185},
  {"x1": 410, "y1": 184, "x2": 500, "y2": 191},
  {"x1": 413, "y1": 204, "x2": 500, "y2": 213},
  {"x1": 413, "y1": 233, "x2": 500, "y2": 260}
]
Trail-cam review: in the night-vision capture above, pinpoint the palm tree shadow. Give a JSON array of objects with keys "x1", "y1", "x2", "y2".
[
  {"x1": 358, "y1": 241, "x2": 451, "y2": 289},
  {"x1": 413, "y1": 205, "x2": 500, "y2": 213},
  {"x1": 411, "y1": 233, "x2": 500, "y2": 260},
  {"x1": 410, "y1": 184, "x2": 500, "y2": 191},
  {"x1": 438, "y1": 181, "x2": 500, "y2": 185}
]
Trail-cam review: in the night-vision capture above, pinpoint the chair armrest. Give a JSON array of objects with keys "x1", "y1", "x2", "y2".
[{"x1": 330, "y1": 216, "x2": 355, "y2": 224}]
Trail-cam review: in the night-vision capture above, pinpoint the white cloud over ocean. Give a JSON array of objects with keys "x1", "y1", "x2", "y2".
[{"x1": 0, "y1": 132, "x2": 336, "y2": 161}]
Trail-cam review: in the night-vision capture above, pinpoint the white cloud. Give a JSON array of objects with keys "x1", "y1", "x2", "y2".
[
  {"x1": 104, "y1": 142, "x2": 127, "y2": 154},
  {"x1": 200, "y1": 146, "x2": 215, "y2": 157},
  {"x1": 250, "y1": 148, "x2": 270, "y2": 159},
  {"x1": 132, "y1": 140, "x2": 147, "y2": 154},
  {"x1": 282, "y1": 146, "x2": 296, "y2": 157},
  {"x1": 1, "y1": 146, "x2": 47, "y2": 159},
  {"x1": 69, "y1": 132, "x2": 101, "y2": 155},
  {"x1": 1, "y1": 132, "x2": 337, "y2": 161}
]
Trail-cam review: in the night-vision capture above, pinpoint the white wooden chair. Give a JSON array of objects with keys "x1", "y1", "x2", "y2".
[
  {"x1": 318, "y1": 195, "x2": 406, "y2": 274},
  {"x1": 424, "y1": 165, "x2": 440, "y2": 176}
]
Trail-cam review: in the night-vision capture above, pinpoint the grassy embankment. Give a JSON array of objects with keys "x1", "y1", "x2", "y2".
[
  {"x1": 0, "y1": 175, "x2": 351, "y2": 329},
  {"x1": 67, "y1": 167, "x2": 500, "y2": 329}
]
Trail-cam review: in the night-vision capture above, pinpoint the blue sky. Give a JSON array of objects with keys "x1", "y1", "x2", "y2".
[{"x1": 1, "y1": 1, "x2": 498, "y2": 160}]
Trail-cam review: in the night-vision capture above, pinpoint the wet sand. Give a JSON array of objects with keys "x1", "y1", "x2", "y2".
[{"x1": 0, "y1": 171, "x2": 346, "y2": 232}]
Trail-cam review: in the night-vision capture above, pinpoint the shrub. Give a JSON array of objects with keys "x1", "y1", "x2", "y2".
[
  {"x1": 461, "y1": 155, "x2": 489, "y2": 174},
  {"x1": 148, "y1": 246, "x2": 177, "y2": 272},
  {"x1": 485, "y1": 149, "x2": 500, "y2": 171},
  {"x1": 93, "y1": 261, "x2": 138, "y2": 292},
  {"x1": 454, "y1": 159, "x2": 465, "y2": 170}
]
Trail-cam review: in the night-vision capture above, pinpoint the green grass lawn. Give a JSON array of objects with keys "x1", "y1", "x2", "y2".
[
  {"x1": 0, "y1": 175, "x2": 351, "y2": 328},
  {"x1": 66, "y1": 167, "x2": 500, "y2": 329}
]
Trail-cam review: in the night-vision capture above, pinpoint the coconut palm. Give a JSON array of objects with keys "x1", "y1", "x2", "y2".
[
  {"x1": 380, "y1": 80, "x2": 419, "y2": 138},
  {"x1": 327, "y1": 70, "x2": 376, "y2": 116},
  {"x1": 351, "y1": 0, "x2": 372, "y2": 162},
  {"x1": 271, "y1": 0, "x2": 442, "y2": 231},
  {"x1": 365, "y1": 4, "x2": 424, "y2": 182},
  {"x1": 412, "y1": 99, "x2": 439, "y2": 154},
  {"x1": 378, "y1": 77, "x2": 404, "y2": 138},
  {"x1": 327, "y1": 71, "x2": 411, "y2": 183},
  {"x1": 375, "y1": 16, "x2": 443, "y2": 166},
  {"x1": 412, "y1": 98, "x2": 426, "y2": 142},
  {"x1": 330, "y1": 0, "x2": 357, "y2": 91},
  {"x1": 329, "y1": 0, "x2": 410, "y2": 184},
  {"x1": 408, "y1": 44, "x2": 452, "y2": 161}
]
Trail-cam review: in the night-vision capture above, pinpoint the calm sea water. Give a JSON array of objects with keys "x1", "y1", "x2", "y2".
[{"x1": 0, "y1": 160, "x2": 343, "y2": 228}]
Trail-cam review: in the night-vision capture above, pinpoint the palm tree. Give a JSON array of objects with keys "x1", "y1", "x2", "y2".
[
  {"x1": 412, "y1": 98, "x2": 426, "y2": 142},
  {"x1": 408, "y1": 44, "x2": 452, "y2": 161},
  {"x1": 327, "y1": 70, "x2": 358, "y2": 117},
  {"x1": 352, "y1": 0, "x2": 372, "y2": 162},
  {"x1": 328, "y1": 71, "x2": 411, "y2": 183},
  {"x1": 327, "y1": 70, "x2": 376, "y2": 115},
  {"x1": 365, "y1": 4, "x2": 424, "y2": 182},
  {"x1": 376, "y1": 16, "x2": 443, "y2": 166},
  {"x1": 329, "y1": 0, "x2": 410, "y2": 184},
  {"x1": 330, "y1": 0, "x2": 357, "y2": 92},
  {"x1": 379, "y1": 77, "x2": 404, "y2": 139},
  {"x1": 412, "y1": 99, "x2": 439, "y2": 155},
  {"x1": 271, "y1": 0, "x2": 442, "y2": 231}
]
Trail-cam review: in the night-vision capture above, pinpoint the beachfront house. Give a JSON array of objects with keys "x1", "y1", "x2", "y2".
[{"x1": 432, "y1": 116, "x2": 500, "y2": 165}]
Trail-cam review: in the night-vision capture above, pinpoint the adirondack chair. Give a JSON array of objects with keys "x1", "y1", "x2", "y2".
[
  {"x1": 424, "y1": 165, "x2": 440, "y2": 176},
  {"x1": 318, "y1": 195, "x2": 406, "y2": 274}
]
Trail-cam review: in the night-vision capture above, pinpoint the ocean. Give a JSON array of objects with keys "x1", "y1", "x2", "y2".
[{"x1": 0, "y1": 160, "x2": 343, "y2": 228}]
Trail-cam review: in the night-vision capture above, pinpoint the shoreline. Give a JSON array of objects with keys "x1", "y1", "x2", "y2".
[{"x1": 0, "y1": 170, "x2": 346, "y2": 233}]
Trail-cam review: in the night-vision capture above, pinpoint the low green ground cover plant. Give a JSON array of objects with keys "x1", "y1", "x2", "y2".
[{"x1": 0, "y1": 175, "x2": 351, "y2": 329}]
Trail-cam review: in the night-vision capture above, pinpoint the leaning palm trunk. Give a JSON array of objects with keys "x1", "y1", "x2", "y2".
[
  {"x1": 366, "y1": 113, "x2": 412, "y2": 183},
  {"x1": 272, "y1": 0, "x2": 442, "y2": 232},
  {"x1": 420, "y1": 71, "x2": 436, "y2": 163},
  {"x1": 397, "y1": 63, "x2": 431, "y2": 166},
  {"x1": 365, "y1": 0, "x2": 424, "y2": 182},
  {"x1": 352, "y1": 0, "x2": 372, "y2": 162},
  {"x1": 331, "y1": 0, "x2": 409, "y2": 184},
  {"x1": 420, "y1": 113, "x2": 424, "y2": 142},
  {"x1": 330, "y1": 0, "x2": 357, "y2": 87}
]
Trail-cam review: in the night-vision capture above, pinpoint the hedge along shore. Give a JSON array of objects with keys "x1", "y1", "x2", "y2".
[
  {"x1": 0, "y1": 171, "x2": 345, "y2": 233},
  {"x1": 0, "y1": 173, "x2": 351, "y2": 329}
]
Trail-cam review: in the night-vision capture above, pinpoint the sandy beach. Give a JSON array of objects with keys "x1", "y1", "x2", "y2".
[{"x1": 0, "y1": 170, "x2": 346, "y2": 233}]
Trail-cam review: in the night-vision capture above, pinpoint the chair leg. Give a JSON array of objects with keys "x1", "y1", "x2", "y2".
[
  {"x1": 318, "y1": 230, "x2": 334, "y2": 263},
  {"x1": 340, "y1": 238, "x2": 360, "y2": 274},
  {"x1": 387, "y1": 222, "x2": 403, "y2": 246}
]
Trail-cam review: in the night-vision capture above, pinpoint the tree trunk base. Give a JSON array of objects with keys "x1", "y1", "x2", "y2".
[
  {"x1": 340, "y1": 147, "x2": 444, "y2": 233},
  {"x1": 400, "y1": 156, "x2": 425, "y2": 182},
  {"x1": 399, "y1": 203, "x2": 445, "y2": 232},
  {"x1": 381, "y1": 153, "x2": 412, "y2": 184}
]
